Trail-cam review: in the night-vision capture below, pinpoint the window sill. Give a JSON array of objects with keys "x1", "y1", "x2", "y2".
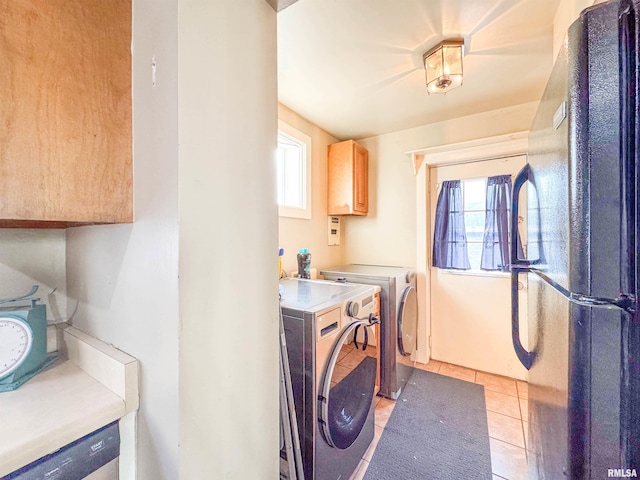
[{"x1": 278, "y1": 205, "x2": 311, "y2": 220}]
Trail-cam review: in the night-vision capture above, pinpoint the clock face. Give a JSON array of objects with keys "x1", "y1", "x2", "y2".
[{"x1": 0, "y1": 317, "x2": 33, "y2": 378}]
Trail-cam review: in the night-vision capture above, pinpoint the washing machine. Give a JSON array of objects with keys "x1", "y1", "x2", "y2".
[
  {"x1": 280, "y1": 278, "x2": 380, "y2": 480},
  {"x1": 320, "y1": 265, "x2": 418, "y2": 400}
]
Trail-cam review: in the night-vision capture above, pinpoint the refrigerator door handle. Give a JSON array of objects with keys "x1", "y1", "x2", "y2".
[
  {"x1": 510, "y1": 265, "x2": 636, "y2": 371},
  {"x1": 510, "y1": 163, "x2": 536, "y2": 369},
  {"x1": 511, "y1": 164, "x2": 535, "y2": 267},
  {"x1": 530, "y1": 268, "x2": 637, "y2": 314},
  {"x1": 511, "y1": 268, "x2": 536, "y2": 369}
]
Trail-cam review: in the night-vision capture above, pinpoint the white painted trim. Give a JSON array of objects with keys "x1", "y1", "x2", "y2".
[
  {"x1": 118, "y1": 411, "x2": 137, "y2": 480},
  {"x1": 57, "y1": 324, "x2": 139, "y2": 480},
  {"x1": 415, "y1": 165, "x2": 430, "y2": 364},
  {"x1": 413, "y1": 132, "x2": 529, "y2": 365},
  {"x1": 406, "y1": 131, "x2": 529, "y2": 174},
  {"x1": 58, "y1": 323, "x2": 139, "y2": 414}
]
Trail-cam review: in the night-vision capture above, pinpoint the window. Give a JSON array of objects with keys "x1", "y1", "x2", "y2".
[
  {"x1": 433, "y1": 175, "x2": 513, "y2": 274},
  {"x1": 461, "y1": 178, "x2": 487, "y2": 271},
  {"x1": 277, "y1": 120, "x2": 311, "y2": 219}
]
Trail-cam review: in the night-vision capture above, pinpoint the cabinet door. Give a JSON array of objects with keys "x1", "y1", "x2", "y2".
[
  {"x1": 353, "y1": 143, "x2": 368, "y2": 214},
  {"x1": 328, "y1": 139, "x2": 368, "y2": 216},
  {"x1": 0, "y1": 0, "x2": 132, "y2": 228}
]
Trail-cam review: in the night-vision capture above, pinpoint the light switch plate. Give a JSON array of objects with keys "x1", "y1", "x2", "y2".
[{"x1": 328, "y1": 216, "x2": 341, "y2": 246}]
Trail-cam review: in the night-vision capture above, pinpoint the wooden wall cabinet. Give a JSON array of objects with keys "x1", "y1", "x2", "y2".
[
  {"x1": 327, "y1": 140, "x2": 368, "y2": 216},
  {"x1": 0, "y1": 0, "x2": 132, "y2": 228}
]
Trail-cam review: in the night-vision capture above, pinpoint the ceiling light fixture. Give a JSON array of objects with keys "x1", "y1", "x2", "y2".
[{"x1": 423, "y1": 39, "x2": 464, "y2": 94}]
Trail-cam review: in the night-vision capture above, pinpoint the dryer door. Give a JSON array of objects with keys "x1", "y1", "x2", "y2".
[
  {"x1": 318, "y1": 320, "x2": 376, "y2": 450},
  {"x1": 398, "y1": 285, "x2": 417, "y2": 356}
]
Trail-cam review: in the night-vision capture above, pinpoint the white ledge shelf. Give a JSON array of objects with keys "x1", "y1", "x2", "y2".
[{"x1": 0, "y1": 323, "x2": 139, "y2": 477}]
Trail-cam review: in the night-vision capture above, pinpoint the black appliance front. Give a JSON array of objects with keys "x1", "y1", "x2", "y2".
[
  {"x1": 318, "y1": 320, "x2": 376, "y2": 451},
  {"x1": 619, "y1": 0, "x2": 640, "y2": 470},
  {"x1": 4, "y1": 421, "x2": 120, "y2": 480},
  {"x1": 515, "y1": 32, "x2": 571, "y2": 478},
  {"x1": 282, "y1": 308, "x2": 375, "y2": 480},
  {"x1": 566, "y1": 4, "x2": 624, "y2": 476},
  {"x1": 510, "y1": 1, "x2": 640, "y2": 478}
]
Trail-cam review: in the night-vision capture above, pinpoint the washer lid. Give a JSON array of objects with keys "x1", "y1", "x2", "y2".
[
  {"x1": 320, "y1": 264, "x2": 412, "y2": 280},
  {"x1": 279, "y1": 278, "x2": 376, "y2": 312}
]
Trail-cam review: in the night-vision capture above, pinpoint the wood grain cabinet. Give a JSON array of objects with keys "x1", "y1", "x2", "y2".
[
  {"x1": 327, "y1": 140, "x2": 368, "y2": 216},
  {"x1": 0, "y1": 0, "x2": 132, "y2": 228}
]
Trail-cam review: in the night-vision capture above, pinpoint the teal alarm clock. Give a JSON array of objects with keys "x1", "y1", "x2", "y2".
[{"x1": 0, "y1": 286, "x2": 57, "y2": 392}]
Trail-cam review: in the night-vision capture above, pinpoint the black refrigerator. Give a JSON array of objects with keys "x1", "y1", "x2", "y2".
[{"x1": 510, "y1": 0, "x2": 640, "y2": 478}]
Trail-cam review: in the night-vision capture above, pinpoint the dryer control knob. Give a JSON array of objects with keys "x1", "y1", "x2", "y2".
[{"x1": 346, "y1": 301, "x2": 359, "y2": 318}]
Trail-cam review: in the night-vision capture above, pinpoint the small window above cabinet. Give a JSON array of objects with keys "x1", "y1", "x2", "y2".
[
  {"x1": 0, "y1": 0, "x2": 132, "y2": 228},
  {"x1": 327, "y1": 140, "x2": 368, "y2": 216}
]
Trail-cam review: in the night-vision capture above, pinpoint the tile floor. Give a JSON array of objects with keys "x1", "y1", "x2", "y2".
[{"x1": 350, "y1": 359, "x2": 529, "y2": 480}]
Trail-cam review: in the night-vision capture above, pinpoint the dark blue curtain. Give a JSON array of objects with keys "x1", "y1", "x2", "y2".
[
  {"x1": 480, "y1": 175, "x2": 515, "y2": 271},
  {"x1": 432, "y1": 180, "x2": 470, "y2": 270}
]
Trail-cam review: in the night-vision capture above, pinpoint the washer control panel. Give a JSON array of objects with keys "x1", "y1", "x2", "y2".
[{"x1": 343, "y1": 293, "x2": 375, "y2": 322}]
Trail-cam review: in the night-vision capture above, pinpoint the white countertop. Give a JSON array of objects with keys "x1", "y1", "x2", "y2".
[
  {"x1": 0, "y1": 360, "x2": 125, "y2": 476},
  {"x1": 0, "y1": 324, "x2": 139, "y2": 477}
]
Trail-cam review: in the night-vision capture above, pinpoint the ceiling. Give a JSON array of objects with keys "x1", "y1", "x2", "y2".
[{"x1": 277, "y1": 0, "x2": 562, "y2": 140}]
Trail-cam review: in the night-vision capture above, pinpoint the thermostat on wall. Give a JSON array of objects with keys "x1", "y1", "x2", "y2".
[{"x1": 328, "y1": 216, "x2": 341, "y2": 246}]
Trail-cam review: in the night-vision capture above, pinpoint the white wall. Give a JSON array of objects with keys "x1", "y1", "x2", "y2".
[
  {"x1": 0, "y1": 230, "x2": 66, "y2": 321},
  {"x1": 348, "y1": 101, "x2": 539, "y2": 268},
  {"x1": 178, "y1": 1, "x2": 278, "y2": 479},
  {"x1": 347, "y1": 102, "x2": 538, "y2": 368},
  {"x1": 282, "y1": 103, "x2": 538, "y2": 275},
  {"x1": 67, "y1": 1, "x2": 279, "y2": 479},
  {"x1": 278, "y1": 104, "x2": 344, "y2": 275},
  {"x1": 344, "y1": 134, "x2": 417, "y2": 268},
  {"x1": 66, "y1": 0, "x2": 180, "y2": 478},
  {"x1": 429, "y1": 156, "x2": 528, "y2": 381}
]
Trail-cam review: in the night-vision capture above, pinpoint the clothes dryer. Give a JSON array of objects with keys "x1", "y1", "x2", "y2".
[
  {"x1": 320, "y1": 265, "x2": 418, "y2": 400},
  {"x1": 280, "y1": 278, "x2": 380, "y2": 480}
]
